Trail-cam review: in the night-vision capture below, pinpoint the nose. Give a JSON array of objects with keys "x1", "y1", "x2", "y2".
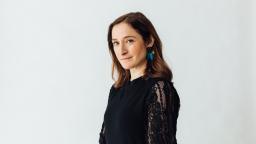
[{"x1": 120, "y1": 43, "x2": 127, "y2": 55}]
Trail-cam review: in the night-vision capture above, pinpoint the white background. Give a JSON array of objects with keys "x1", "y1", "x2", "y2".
[{"x1": 0, "y1": 0, "x2": 255, "y2": 144}]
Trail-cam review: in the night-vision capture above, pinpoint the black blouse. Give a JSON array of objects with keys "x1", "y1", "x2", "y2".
[{"x1": 99, "y1": 76, "x2": 180, "y2": 144}]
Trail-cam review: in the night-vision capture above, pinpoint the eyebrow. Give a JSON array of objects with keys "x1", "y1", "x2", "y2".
[{"x1": 112, "y1": 36, "x2": 136, "y2": 41}]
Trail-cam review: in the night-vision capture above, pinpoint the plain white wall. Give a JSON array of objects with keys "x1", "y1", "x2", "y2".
[
  {"x1": 0, "y1": 0, "x2": 255, "y2": 144},
  {"x1": 251, "y1": 0, "x2": 256, "y2": 143}
]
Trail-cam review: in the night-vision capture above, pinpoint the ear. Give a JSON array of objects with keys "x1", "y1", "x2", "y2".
[{"x1": 146, "y1": 36, "x2": 155, "y2": 48}]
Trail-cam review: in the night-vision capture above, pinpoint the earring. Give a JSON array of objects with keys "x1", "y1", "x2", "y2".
[{"x1": 146, "y1": 48, "x2": 155, "y2": 62}]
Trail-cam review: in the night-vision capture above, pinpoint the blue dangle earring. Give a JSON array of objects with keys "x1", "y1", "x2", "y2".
[
  {"x1": 146, "y1": 48, "x2": 155, "y2": 75},
  {"x1": 146, "y1": 48, "x2": 155, "y2": 62}
]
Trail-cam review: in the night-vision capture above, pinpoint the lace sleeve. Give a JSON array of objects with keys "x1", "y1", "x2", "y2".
[
  {"x1": 99, "y1": 121, "x2": 106, "y2": 144},
  {"x1": 145, "y1": 80, "x2": 180, "y2": 144}
]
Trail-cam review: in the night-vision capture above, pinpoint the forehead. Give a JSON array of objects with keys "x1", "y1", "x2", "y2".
[{"x1": 112, "y1": 22, "x2": 141, "y2": 40}]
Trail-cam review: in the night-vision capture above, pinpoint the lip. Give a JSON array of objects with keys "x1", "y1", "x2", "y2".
[{"x1": 121, "y1": 57, "x2": 132, "y2": 60}]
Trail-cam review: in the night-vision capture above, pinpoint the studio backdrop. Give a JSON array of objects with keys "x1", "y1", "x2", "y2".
[{"x1": 0, "y1": 0, "x2": 255, "y2": 144}]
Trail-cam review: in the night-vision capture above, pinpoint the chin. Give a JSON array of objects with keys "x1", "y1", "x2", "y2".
[
  {"x1": 121, "y1": 63, "x2": 133, "y2": 70},
  {"x1": 121, "y1": 65, "x2": 132, "y2": 70}
]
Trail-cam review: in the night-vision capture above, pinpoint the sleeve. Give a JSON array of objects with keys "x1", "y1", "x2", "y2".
[
  {"x1": 99, "y1": 121, "x2": 106, "y2": 144},
  {"x1": 145, "y1": 80, "x2": 180, "y2": 144},
  {"x1": 99, "y1": 84, "x2": 115, "y2": 144}
]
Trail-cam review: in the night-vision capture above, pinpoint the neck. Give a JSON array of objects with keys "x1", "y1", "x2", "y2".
[{"x1": 129, "y1": 60, "x2": 147, "y2": 81}]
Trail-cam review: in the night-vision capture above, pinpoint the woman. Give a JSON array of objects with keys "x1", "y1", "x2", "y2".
[{"x1": 99, "y1": 12, "x2": 180, "y2": 144}]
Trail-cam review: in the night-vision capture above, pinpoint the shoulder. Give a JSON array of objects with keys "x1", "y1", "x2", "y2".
[
  {"x1": 146, "y1": 76, "x2": 174, "y2": 91},
  {"x1": 106, "y1": 83, "x2": 116, "y2": 102},
  {"x1": 145, "y1": 76, "x2": 179, "y2": 100},
  {"x1": 145, "y1": 77, "x2": 180, "y2": 111},
  {"x1": 144, "y1": 77, "x2": 172, "y2": 97}
]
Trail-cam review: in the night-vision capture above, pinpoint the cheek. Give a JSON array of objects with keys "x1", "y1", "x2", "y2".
[
  {"x1": 139, "y1": 49, "x2": 147, "y2": 60},
  {"x1": 132, "y1": 45, "x2": 146, "y2": 58},
  {"x1": 113, "y1": 48, "x2": 119, "y2": 57}
]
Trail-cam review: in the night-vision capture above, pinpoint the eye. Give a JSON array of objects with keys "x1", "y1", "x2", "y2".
[
  {"x1": 112, "y1": 41, "x2": 119, "y2": 46},
  {"x1": 127, "y1": 39, "x2": 134, "y2": 44}
]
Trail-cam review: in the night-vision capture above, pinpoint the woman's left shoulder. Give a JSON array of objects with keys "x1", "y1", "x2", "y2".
[
  {"x1": 145, "y1": 76, "x2": 174, "y2": 89},
  {"x1": 144, "y1": 76, "x2": 180, "y2": 109}
]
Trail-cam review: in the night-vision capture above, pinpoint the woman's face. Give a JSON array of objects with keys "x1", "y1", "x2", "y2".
[{"x1": 111, "y1": 22, "x2": 149, "y2": 70}]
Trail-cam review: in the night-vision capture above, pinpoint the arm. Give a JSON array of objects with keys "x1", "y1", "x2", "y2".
[
  {"x1": 99, "y1": 121, "x2": 106, "y2": 144},
  {"x1": 145, "y1": 80, "x2": 180, "y2": 144},
  {"x1": 99, "y1": 84, "x2": 115, "y2": 144}
]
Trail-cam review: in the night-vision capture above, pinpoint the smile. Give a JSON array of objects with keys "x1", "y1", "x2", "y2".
[{"x1": 121, "y1": 57, "x2": 132, "y2": 60}]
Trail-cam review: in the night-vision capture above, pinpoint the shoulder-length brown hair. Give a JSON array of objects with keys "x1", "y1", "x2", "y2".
[{"x1": 108, "y1": 12, "x2": 173, "y2": 88}]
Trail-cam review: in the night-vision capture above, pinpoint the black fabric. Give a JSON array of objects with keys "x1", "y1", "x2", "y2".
[{"x1": 99, "y1": 76, "x2": 180, "y2": 144}]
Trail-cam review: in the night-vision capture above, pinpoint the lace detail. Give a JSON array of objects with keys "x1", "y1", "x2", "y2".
[
  {"x1": 146, "y1": 80, "x2": 179, "y2": 144},
  {"x1": 99, "y1": 122, "x2": 106, "y2": 144}
]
